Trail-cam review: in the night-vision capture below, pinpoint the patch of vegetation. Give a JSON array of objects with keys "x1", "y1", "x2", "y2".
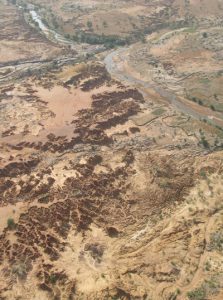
[
  {"x1": 187, "y1": 277, "x2": 220, "y2": 299},
  {"x1": 205, "y1": 261, "x2": 211, "y2": 271},
  {"x1": 9, "y1": 0, "x2": 17, "y2": 4},
  {"x1": 12, "y1": 261, "x2": 27, "y2": 279},
  {"x1": 87, "y1": 21, "x2": 93, "y2": 30},
  {"x1": 152, "y1": 108, "x2": 166, "y2": 116},
  {"x1": 208, "y1": 230, "x2": 223, "y2": 252},
  {"x1": 49, "y1": 274, "x2": 58, "y2": 284},
  {"x1": 190, "y1": 96, "x2": 205, "y2": 106},
  {"x1": 199, "y1": 78, "x2": 210, "y2": 85},
  {"x1": 159, "y1": 179, "x2": 171, "y2": 188},
  {"x1": 169, "y1": 288, "x2": 181, "y2": 300},
  {"x1": 214, "y1": 103, "x2": 223, "y2": 112},
  {"x1": 7, "y1": 218, "x2": 16, "y2": 230},
  {"x1": 199, "y1": 131, "x2": 210, "y2": 148},
  {"x1": 200, "y1": 170, "x2": 207, "y2": 179},
  {"x1": 187, "y1": 287, "x2": 206, "y2": 300},
  {"x1": 201, "y1": 136, "x2": 209, "y2": 148},
  {"x1": 183, "y1": 26, "x2": 197, "y2": 33},
  {"x1": 215, "y1": 125, "x2": 223, "y2": 132},
  {"x1": 72, "y1": 31, "x2": 129, "y2": 48}
]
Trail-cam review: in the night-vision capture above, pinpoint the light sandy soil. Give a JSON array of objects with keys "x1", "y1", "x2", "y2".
[{"x1": 36, "y1": 85, "x2": 93, "y2": 138}]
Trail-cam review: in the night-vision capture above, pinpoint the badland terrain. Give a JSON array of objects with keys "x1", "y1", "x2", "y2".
[{"x1": 0, "y1": 0, "x2": 223, "y2": 299}]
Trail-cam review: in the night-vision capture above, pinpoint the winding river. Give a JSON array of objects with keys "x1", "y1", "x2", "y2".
[
  {"x1": 7, "y1": 7, "x2": 223, "y2": 128},
  {"x1": 30, "y1": 10, "x2": 73, "y2": 45},
  {"x1": 104, "y1": 47, "x2": 223, "y2": 128},
  {"x1": 104, "y1": 48, "x2": 203, "y2": 120}
]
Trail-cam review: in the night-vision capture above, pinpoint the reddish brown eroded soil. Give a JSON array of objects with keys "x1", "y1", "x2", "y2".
[
  {"x1": 0, "y1": 62, "x2": 222, "y2": 299},
  {"x1": 0, "y1": 63, "x2": 146, "y2": 298}
]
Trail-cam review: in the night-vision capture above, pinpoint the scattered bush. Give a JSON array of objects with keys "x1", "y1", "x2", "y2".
[
  {"x1": 12, "y1": 262, "x2": 27, "y2": 279},
  {"x1": 187, "y1": 287, "x2": 206, "y2": 300},
  {"x1": 188, "y1": 278, "x2": 220, "y2": 300},
  {"x1": 209, "y1": 230, "x2": 223, "y2": 252}
]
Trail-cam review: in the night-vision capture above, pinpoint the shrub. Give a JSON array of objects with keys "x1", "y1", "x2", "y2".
[
  {"x1": 187, "y1": 287, "x2": 206, "y2": 300},
  {"x1": 188, "y1": 278, "x2": 220, "y2": 300},
  {"x1": 209, "y1": 230, "x2": 223, "y2": 252},
  {"x1": 87, "y1": 21, "x2": 93, "y2": 29},
  {"x1": 12, "y1": 262, "x2": 27, "y2": 279},
  {"x1": 49, "y1": 274, "x2": 58, "y2": 284},
  {"x1": 200, "y1": 170, "x2": 206, "y2": 178},
  {"x1": 200, "y1": 136, "x2": 209, "y2": 148},
  {"x1": 7, "y1": 218, "x2": 16, "y2": 230}
]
